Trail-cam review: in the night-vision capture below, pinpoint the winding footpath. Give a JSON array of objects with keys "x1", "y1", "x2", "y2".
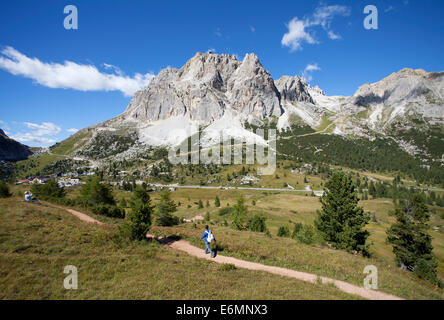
[{"x1": 52, "y1": 203, "x2": 403, "y2": 300}]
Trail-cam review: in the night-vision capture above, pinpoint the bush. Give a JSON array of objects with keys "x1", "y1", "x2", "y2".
[
  {"x1": 277, "y1": 226, "x2": 290, "y2": 237},
  {"x1": 292, "y1": 223, "x2": 303, "y2": 237},
  {"x1": 80, "y1": 176, "x2": 115, "y2": 206},
  {"x1": 91, "y1": 203, "x2": 124, "y2": 218},
  {"x1": 31, "y1": 180, "x2": 64, "y2": 200},
  {"x1": 414, "y1": 258, "x2": 439, "y2": 285},
  {"x1": 155, "y1": 212, "x2": 179, "y2": 226},
  {"x1": 0, "y1": 182, "x2": 11, "y2": 198},
  {"x1": 293, "y1": 224, "x2": 316, "y2": 244},
  {"x1": 218, "y1": 207, "x2": 232, "y2": 216},
  {"x1": 248, "y1": 214, "x2": 267, "y2": 233}
]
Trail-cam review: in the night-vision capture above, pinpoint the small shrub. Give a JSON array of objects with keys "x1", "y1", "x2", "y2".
[
  {"x1": 0, "y1": 182, "x2": 11, "y2": 198},
  {"x1": 91, "y1": 204, "x2": 124, "y2": 218},
  {"x1": 295, "y1": 224, "x2": 316, "y2": 244},
  {"x1": 218, "y1": 207, "x2": 232, "y2": 216},
  {"x1": 414, "y1": 258, "x2": 439, "y2": 285},
  {"x1": 248, "y1": 214, "x2": 267, "y2": 233},
  {"x1": 154, "y1": 212, "x2": 179, "y2": 226},
  {"x1": 277, "y1": 226, "x2": 290, "y2": 237},
  {"x1": 31, "y1": 180, "x2": 64, "y2": 200}
]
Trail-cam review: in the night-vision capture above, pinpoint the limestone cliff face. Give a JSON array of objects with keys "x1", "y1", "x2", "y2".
[
  {"x1": 122, "y1": 52, "x2": 284, "y2": 124},
  {"x1": 275, "y1": 75, "x2": 314, "y2": 105}
]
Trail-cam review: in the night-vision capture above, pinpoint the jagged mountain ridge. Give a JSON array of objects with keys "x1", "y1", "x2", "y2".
[{"x1": 62, "y1": 52, "x2": 443, "y2": 161}]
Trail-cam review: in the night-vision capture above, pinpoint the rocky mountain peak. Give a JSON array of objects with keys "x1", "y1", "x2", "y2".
[
  {"x1": 275, "y1": 75, "x2": 314, "y2": 104},
  {"x1": 122, "y1": 52, "x2": 283, "y2": 124}
]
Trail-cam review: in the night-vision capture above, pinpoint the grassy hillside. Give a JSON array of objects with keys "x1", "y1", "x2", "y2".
[{"x1": 0, "y1": 197, "x2": 359, "y2": 299}]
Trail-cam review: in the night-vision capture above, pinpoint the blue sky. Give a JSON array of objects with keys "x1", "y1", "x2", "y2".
[{"x1": 0, "y1": 0, "x2": 443, "y2": 146}]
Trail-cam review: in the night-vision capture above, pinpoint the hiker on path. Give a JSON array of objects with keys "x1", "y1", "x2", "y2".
[{"x1": 200, "y1": 225, "x2": 216, "y2": 258}]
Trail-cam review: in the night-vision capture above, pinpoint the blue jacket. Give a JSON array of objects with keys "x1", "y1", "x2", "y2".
[{"x1": 201, "y1": 230, "x2": 211, "y2": 243}]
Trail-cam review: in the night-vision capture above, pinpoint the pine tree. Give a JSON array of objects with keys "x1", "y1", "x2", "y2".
[
  {"x1": 154, "y1": 190, "x2": 178, "y2": 226},
  {"x1": 230, "y1": 196, "x2": 247, "y2": 230},
  {"x1": 368, "y1": 181, "x2": 376, "y2": 198},
  {"x1": 215, "y1": 196, "x2": 221, "y2": 207},
  {"x1": 198, "y1": 199, "x2": 203, "y2": 209},
  {"x1": 124, "y1": 187, "x2": 153, "y2": 240},
  {"x1": 315, "y1": 171, "x2": 371, "y2": 256},
  {"x1": 386, "y1": 194, "x2": 438, "y2": 284}
]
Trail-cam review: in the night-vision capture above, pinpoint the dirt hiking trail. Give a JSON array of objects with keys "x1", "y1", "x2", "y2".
[{"x1": 52, "y1": 203, "x2": 403, "y2": 300}]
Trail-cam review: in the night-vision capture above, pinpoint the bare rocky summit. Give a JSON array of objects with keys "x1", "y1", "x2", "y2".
[{"x1": 122, "y1": 52, "x2": 283, "y2": 124}]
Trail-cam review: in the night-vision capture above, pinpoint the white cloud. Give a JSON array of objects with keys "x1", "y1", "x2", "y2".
[
  {"x1": 67, "y1": 128, "x2": 79, "y2": 133},
  {"x1": 8, "y1": 121, "x2": 62, "y2": 146},
  {"x1": 10, "y1": 132, "x2": 57, "y2": 145},
  {"x1": 0, "y1": 46, "x2": 155, "y2": 97},
  {"x1": 282, "y1": 18, "x2": 317, "y2": 51},
  {"x1": 282, "y1": 4, "x2": 350, "y2": 51},
  {"x1": 302, "y1": 63, "x2": 321, "y2": 82},
  {"x1": 0, "y1": 120, "x2": 11, "y2": 131},
  {"x1": 385, "y1": 6, "x2": 394, "y2": 13},
  {"x1": 250, "y1": 25, "x2": 256, "y2": 32},
  {"x1": 23, "y1": 122, "x2": 61, "y2": 136}
]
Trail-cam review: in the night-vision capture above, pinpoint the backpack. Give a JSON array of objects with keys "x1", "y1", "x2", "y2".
[{"x1": 207, "y1": 230, "x2": 214, "y2": 243}]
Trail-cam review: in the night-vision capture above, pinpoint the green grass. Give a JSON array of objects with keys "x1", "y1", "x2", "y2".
[
  {"x1": 0, "y1": 197, "x2": 359, "y2": 299},
  {"x1": 317, "y1": 115, "x2": 334, "y2": 132},
  {"x1": 152, "y1": 222, "x2": 444, "y2": 300},
  {"x1": 153, "y1": 188, "x2": 444, "y2": 300},
  {"x1": 50, "y1": 131, "x2": 92, "y2": 156},
  {"x1": 15, "y1": 153, "x2": 67, "y2": 178}
]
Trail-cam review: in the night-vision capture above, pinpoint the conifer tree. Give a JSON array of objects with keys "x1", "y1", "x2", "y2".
[
  {"x1": 230, "y1": 196, "x2": 247, "y2": 230},
  {"x1": 154, "y1": 190, "x2": 178, "y2": 226},
  {"x1": 124, "y1": 187, "x2": 153, "y2": 240},
  {"x1": 215, "y1": 196, "x2": 221, "y2": 207},
  {"x1": 315, "y1": 171, "x2": 371, "y2": 256},
  {"x1": 386, "y1": 194, "x2": 438, "y2": 284}
]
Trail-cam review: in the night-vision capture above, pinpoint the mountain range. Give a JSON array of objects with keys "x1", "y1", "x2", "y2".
[{"x1": 57, "y1": 52, "x2": 442, "y2": 163}]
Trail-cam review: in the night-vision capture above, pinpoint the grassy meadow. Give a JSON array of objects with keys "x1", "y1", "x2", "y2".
[{"x1": 2, "y1": 165, "x2": 444, "y2": 300}]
